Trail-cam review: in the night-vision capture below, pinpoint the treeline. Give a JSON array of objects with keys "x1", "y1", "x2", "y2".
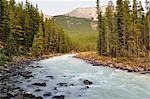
[
  {"x1": 97, "y1": 0, "x2": 150, "y2": 58},
  {"x1": 0, "y1": 0, "x2": 71, "y2": 64}
]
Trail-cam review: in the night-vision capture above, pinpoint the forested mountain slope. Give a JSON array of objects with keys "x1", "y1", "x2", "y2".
[{"x1": 54, "y1": 15, "x2": 98, "y2": 51}]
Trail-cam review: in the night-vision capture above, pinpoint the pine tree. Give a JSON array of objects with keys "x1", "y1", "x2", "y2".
[
  {"x1": 43, "y1": 18, "x2": 50, "y2": 54},
  {"x1": 122, "y1": 0, "x2": 132, "y2": 57},
  {"x1": 116, "y1": 0, "x2": 126, "y2": 56},
  {"x1": 105, "y1": 1, "x2": 116, "y2": 56},
  {"x1": 131, "y1": 0, "x2": 141, "y2": 57},
  {"x1": 144, "y1": 0, "x2": 150, "y2": 56},
  {"x1": 0, "y1": 0, "x2": 9, "y2": 42},
  {"x1": 5, "y1": 32, "x2": 17, "y2": 57},
  {"x1": 97, "y1": 0, "x2": 106, "y2": 55},
  {"x1": 32, "y1": 23, "x2": 44, "y2": 56}
]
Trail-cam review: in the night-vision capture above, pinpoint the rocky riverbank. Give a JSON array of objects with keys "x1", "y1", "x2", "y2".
[
  {"x1": 0, "y1": 54, "x2": 60, "y2": 99},
  {"x1": 75, "y1": 52, "x2": 150, "y2": 74}
]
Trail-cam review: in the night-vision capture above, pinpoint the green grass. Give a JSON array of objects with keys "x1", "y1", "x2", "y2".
[{"x1": 54, "y1": 15, "x2": 98, "y2": 51}]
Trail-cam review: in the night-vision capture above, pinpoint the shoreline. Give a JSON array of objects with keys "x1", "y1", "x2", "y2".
[
  {"x1": 0, "y1": 53, "x2": 61, "y2": 99},
  {"x1": 75, "y1": 52, "x2": 150, "y2": 74}
]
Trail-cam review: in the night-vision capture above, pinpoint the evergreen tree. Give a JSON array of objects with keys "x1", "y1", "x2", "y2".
[
  {"x1": 123, "y1": 0, "x2": 132, "y2": 57},
  {"x1": 0, "y1": 0, "x2": 9, "y2": 42},
  {"x1": 144, "y1": 0, "x2": 150, "y2": 55},
  {"x1": 5, "y1": 32, "x2": 17, "y2": 57},
  {"x1": 116, "y1": 0, "x2": 126, "y2": 56},
  {"x1": 97, "y1": 0, "x2": 106, "y2": 55},
  {"x1": 131, "y1": 0, "x2": 141, "y2": 57},
  {"x1": 32, "y1": 23, "x2": 44, "y2": 56},
  {"x1": 105, "y1": 1, "x2": 116, "y2": 56}
]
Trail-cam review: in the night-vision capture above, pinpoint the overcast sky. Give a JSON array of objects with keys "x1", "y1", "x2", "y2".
[{"x1": 15, "y1": 0, "x2": 146, "y2": 16}]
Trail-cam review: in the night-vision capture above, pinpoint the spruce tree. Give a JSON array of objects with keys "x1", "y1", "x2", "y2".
[
  {"x1": 105, "y1": 1, "x2": 116, "y2": 56},
  {"x1": 32, "y1": 23, "x2": 44, "y2": 56},
  {"x1": 116, "y1": 0, "x2": 126, "y2": 56},
  {"x1": 131, "y1": 0, "x2": 141, "y2": 57},
  {"x1": 0, "y1": 0, "x2": 9, "y2": 42},
  {"x1": 97, "y1": 0, "x2": 105, "y2": 55}
]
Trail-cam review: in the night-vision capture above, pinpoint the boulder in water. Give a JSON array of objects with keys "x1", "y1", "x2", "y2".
[
  {"x1": 32, "y1": 82, "x2": 46, "y2": 87},
  {"x1": 57, "y1": 83, "x2": 68, "y2": 87},
  {"x1": 43, "y1": 92, "x2": 51, "y2": 97},
  {"x1": 46, "y1": 76, "x2": 54, "y2": 79},
  {"x1": 83, "y1": 80, "x2": 93, "y2": 85},
  {"x1": 52, "y1": 95, "x2": 65, "y2": 99}
]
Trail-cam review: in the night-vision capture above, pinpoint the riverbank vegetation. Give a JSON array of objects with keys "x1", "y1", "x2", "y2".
[
  {"x1": 97, "y1": 0, "x2": 149, "y2": 58},
  {"x1": 76, "y1": 52, "x2": 150, "y2": 74},
  {"x1": 76, "y1": 0, "x2": 150, "y2": 73},
  {"x1": 0, "y1": 0, "x2": 72, "y2": 65}
]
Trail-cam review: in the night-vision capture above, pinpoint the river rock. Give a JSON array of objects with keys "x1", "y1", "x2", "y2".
[
  {"x1": 32, "y1": 82, "x2": 46, "y2": 87},
  {"x1": 23, "y1": 92, "x2": 36, "y2": 98},
  {"x1": 81, "y1": 86, "x2": 89, "y2": 90},
  {"x1": 43, "y1": 92, "x2": 51, "y2": 97},
  {"x1": 83, "y1": 80, "x2": 93, "y2": 85},
  {"x1": 23, "y1": 93, "x2": 36, "y2": 99},
  {"x1": 128, "y1": 70, "x2": 133, "y2": 72},
  {"x1": 21, "y1": 71, "x2": 33, "y2": 79},
  {"x1": 35, "y1": 96, "x2": 43, "y2": 99},
  {"x1": 34, "y1": 89, "x2": 42, "y2": 92},
  {"x1": 52, "y1": 95, "x2": 65, "y2": 99},
  {"x1": 14, "y1": 94, "x2": 24, "y2": 99},
  {"x1": 57, "y1": 83, "x2": 68, "y2": 87},
  {"x1": 69, "y1": 84, "x2": 74, "y2": 86},
  {"x1": 31, "y1": 65, "x2": 43, "y2": 68},
  {"x1": 46, "y1": 76, "x2": 54, "y2": 79}
]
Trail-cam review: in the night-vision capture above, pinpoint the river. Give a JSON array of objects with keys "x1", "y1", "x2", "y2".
[{"x1": 14, "y1": 54, "x2": 150, "y2": 99}]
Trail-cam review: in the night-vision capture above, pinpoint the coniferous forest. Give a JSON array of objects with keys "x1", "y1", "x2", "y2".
[
  {"x1": 0, "y1": 0, "x2": 150, "y2": 98},
  {"x1": 97, "y1": 0, "x2": 150, "y2": 58},
  {"x1": 0, "y1": 0, "x2": 71, "y2": 65}
]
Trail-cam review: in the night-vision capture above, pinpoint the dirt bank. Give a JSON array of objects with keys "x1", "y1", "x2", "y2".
[{"x1": 75, "y1": 52, "x2": 150, "y2": 74}]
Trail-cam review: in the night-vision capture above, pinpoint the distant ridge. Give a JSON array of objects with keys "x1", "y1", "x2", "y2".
[{"x1": 65, "y1": 6, "x2": 106, "y2": 21}]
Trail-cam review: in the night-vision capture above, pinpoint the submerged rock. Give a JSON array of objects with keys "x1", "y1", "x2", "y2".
[
  {"x1": 52, "y1": 95, "x2": 65, "y2": 99},
  {"x1": 30, "y1": 65, "x2": 43, "y2": 68},
  {"x1": 21, "y1": 71, "x2": 33, "y2": 79},
  {"x1": 46, "y1": 76, "x2": 54, "y2": 79},
  {"x1": 35, "y1": 96, "x2": 43, "y2": 99},
  {"x1": 83, "y1": 80, "x2": 93, "y2": 85},
  {"x1": 57, "y1": 83, "x2": 68, "y2": 87},
  {"x1": 23, "y1": 92, "x2": 36, "y2": 98},
  {"x1": 81, "y1": 86, "x2": 89, "y2": 90},
  {"x1": 43, "y1": 92, "x2": 51, "y2": 97},
  {"x1": 34, "y1": 89, "x2": 42, "y2": 92},
  {"x1": 14, "y1": 94, "x2": 43, "y2": 99},
  {"x1": 32, "y1": 82, "x2": 46, "y2": 87}
]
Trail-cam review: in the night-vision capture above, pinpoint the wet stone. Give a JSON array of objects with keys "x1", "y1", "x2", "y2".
[
  {"x1": 20, "y1": 71, "x2": 33, "y2": 79},
  {"x1": 46, "y1": 76, "x2": 54, "y2": 79},
  {"x1": 43, "y1": 92, "x2": 52, "y2": 97},
  {"x1": 52, "y1": 95, "x2": 65, "y2": 99},
  {"x1": 83, "y1": 80, "x2": 93, "y2": 85},
  {"x1": 23, "y1": 92, "x2": 36, "y2": 98},
  {"x1": 32, "y1": 82, "x2": 46, "y2": 87},
  {"x1": 35, "y1": 96, "x2": 43, "y2": 99},
  {"x1": 81, "y1": 86, "x2": 89, "y2": 90},
  {"x1": 34, "y1": 89, "x2": 42, "y2": 92},
  {"x1": 57, "y1": 83, "x2": 68, "y2": 87}
]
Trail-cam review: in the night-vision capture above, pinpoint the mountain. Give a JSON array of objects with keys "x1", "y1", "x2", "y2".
[
  {"x1": 65, "y1": 6, "x2": 106, "y2": 21},
  {"x1": 53, "y1": 7, "x2": 107, "y2": 50},
  {"x1": 53, "y1": 15, "x2": 98, "y2": 51}
]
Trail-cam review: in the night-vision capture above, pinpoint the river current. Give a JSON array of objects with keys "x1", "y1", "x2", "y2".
[{"x1": 15, "y1": 54, "x2": 150, "y2": 99}]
